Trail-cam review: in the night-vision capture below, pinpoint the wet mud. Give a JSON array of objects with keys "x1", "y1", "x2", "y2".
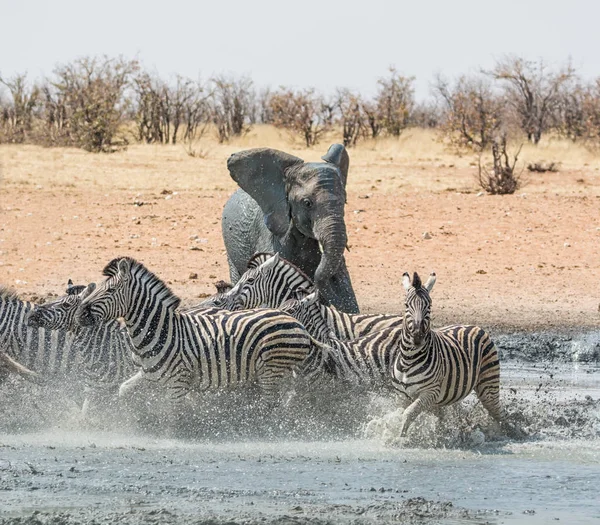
[{"x1": 1, "y1": 331, "x2": 599, "y2": 524}]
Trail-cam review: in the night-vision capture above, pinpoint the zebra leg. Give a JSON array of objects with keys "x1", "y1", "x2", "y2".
[
  {"x1": 474, "y1": 378, "x2": 503, "y2": 423},
  {"x1": 119, "y1": 370, "x2": 145, "y2": 398},
  {"x1": 399, "y1": 394, "x2": 436, "y2": 437}
]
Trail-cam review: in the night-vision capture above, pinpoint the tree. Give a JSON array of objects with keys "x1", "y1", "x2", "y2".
[
  {"x1": 434, "y1": 74, "x2": 503, "y2": 150},
  {"x1": 269, "y1": 88, "x2": 331, "y2": 147},
  {"x1": 489, "y1": 56, "x2": 575, "y2": 144},
  {"x1": 375, "y1": 67, "x2": 415, "y2": 137},
  {"x1": 336, "y1": 88, "x2": 365, "y2": 147},
  {"x1": 211, "y1": 75, "x2": 254, "y2": 143},
  {"x1": 0, "y1": 73, "x2": 40, "y2": 143},
  {"x1": 47, "y1": 56, "x2": 138, "y2": 152}
]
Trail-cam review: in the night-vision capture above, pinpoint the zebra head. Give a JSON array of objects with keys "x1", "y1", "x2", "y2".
[
  {"x1": 228, "y1": 252, "x2": 315, "y2": 310},
  {"x1": 280, "y1": 290, "x2": 332, "y2": 343},
  {"x1": 77, "y1": 258, "x2": 134, "y2": 327},
  {"x1": 77, "y1": 257, "x2": 181, "y2": 327},
  {"x1": 27, "y1": 280, "x2": 96, "y2": 330},
  {"x1": 401, "y1": 271, "x2": 436, "y2": 346}
]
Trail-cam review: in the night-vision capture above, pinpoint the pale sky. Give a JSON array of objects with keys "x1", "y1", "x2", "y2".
[{"x1": 1, "y1": 0, "x2": 598, "y2": 100}]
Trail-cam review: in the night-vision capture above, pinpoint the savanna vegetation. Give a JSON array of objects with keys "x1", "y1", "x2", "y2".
[{"x1": 1, "y1": 55, "x2": 599, "y2": 194}]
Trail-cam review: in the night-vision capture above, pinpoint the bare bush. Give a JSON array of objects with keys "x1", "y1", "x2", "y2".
[
  {"x1": 434, "y1": 74, "x2": 503, "y2": 150},
  {"x1": 477, "y1": 135, "x2": 524, "y2": 194},
  {"x1": 43, "y1": 56, "x2": 138, "y2": 152},
  {"x1": 0, "y1": 73, "x2": 40, "y2": 143},
  {"x1": 269, "y1": 88, "x2": 331, "y2": 147},
  {"x1": 489, "y1": 56, "x2": 575, "y2": 144},
  {"x1": 211, "y1": 75, "x2": 254, "y2": 143},
  {"x1": 375, "y1": 67, "x2": 414, "y2": 137},
  {"x1": 336, "y1": 88, "x2": 365, "y2": 147}
]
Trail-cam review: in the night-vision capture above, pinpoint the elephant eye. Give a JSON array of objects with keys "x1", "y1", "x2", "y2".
[{"x1": 302, "y1": 198, "x2": 312, "y2": 208}]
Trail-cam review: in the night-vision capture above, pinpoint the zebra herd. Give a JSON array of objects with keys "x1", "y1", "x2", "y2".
[{"x1": 1, "y1": 251, "x2": 509, "y2": 441}]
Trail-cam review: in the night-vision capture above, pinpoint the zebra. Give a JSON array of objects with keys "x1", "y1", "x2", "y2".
[
  {"x1": 279, "y1": 291, "x2": 404, "y2": 388},
  {"x1": 390, "y1": 271, "x2": 503, "y2": 438},
  {"x1": 0, "y1": 286, "x2": 80, "y2": 381},
  {"x1": 27, "y1": 280, "x2": 139, "y2": 405},
  {"x1": 224, "y1": 252, "x2": 402, "y2": 340},
  {"x1": 76, "y1": 257, "x2": 318, "y2": 401}
]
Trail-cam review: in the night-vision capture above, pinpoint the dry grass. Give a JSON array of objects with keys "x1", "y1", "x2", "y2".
[{"x1": 1, "y1": 126, "x2": 598, "y2": 195}]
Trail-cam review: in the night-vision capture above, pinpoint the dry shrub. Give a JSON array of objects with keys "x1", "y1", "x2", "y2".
[
  {"x1": 269, "y1": 88, "x2": 331, "y2": 147},
  {"x1": 477, "y1": 135, "x2": 525, "y2": 194}
]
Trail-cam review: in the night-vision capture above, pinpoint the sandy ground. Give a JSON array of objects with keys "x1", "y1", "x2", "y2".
[{"x1": 1, "y1": 128, "x2": 599, "y2": 330}]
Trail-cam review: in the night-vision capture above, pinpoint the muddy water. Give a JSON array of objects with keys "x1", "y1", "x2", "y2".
[{"x1": 1, "y1": 343, "x2": 599, "y2": 524}]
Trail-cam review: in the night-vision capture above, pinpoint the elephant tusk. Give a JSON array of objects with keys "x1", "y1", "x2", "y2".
[
  {"x1": 346, "y1": 242, "x2": 351, "y2": 252},
  {"x1": 318, "y1": 242, "x2": 324, "y2": 254}
]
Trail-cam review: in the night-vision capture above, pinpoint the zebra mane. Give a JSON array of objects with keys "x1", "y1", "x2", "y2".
[
  {"x1": 102, "y1": 257, "x2": 182, "y2": 308},
  {"x1": 249, "y1": 252, "x2": 315, "y2": 287},
  {"x1": 412, "y1": 272, "x2": 422, "y2": 290},
  {"x1": 0, "y1": 285, "x2": 20, "y2": 303}
]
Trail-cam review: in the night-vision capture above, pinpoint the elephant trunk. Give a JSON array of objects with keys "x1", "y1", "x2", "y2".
[{"x1": 313, "y1": 215, "x2": 351, "y2": 305}]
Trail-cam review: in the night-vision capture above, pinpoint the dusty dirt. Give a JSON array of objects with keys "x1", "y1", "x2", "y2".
[{"x1": 1, "y1": 132, "x2": 599, "y2": 329}]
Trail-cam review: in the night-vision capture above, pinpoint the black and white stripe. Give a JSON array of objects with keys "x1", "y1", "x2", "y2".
[
  {"x1": 77, "y1": 257, "x2": 315, "y2": 400},
  {"x1": 391, "y1": 272, "x2": 503, "y2": 436},
  {"x1": 226, "y1": 253, "x2": 402, "y2": 339},
  {"x1": 280, "y1": 292, "x2": 403, "y2": 387},
  {"x1": 0, "y1": 286, "x2": 80, "y2": 379},
  {"x1": 27, "y1": 280, "x2": 139, "y2": 392}
]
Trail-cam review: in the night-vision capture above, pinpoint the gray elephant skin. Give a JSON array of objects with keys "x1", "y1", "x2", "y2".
[{"x1": 222, "y1": 144, "x2": 359, "y2": 313}]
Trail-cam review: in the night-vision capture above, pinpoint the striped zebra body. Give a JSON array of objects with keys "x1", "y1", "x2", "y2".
[
  {"x1": 77, "y1": 257, "x2": 315, "y2": 400},
  {"x1": 390, "y1": 272, "x2": 502, "y2": 437},
  {"x1": 27, "y1": 281, "x2": 138, "y2": 391},
  {"x1": 226, "y1": 252, "x2": 402, "y2": 339},
  {"x1": 280, "y1": 292, "x2": 403, "y2": 387},
  {"x1": 0, "y1": 287, "x2": 80, "y2": 379}
]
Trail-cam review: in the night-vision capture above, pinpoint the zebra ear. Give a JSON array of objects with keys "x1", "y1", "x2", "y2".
[
  {"x1": 117, "y1": 258, "x2": 132, "y2": 279},
  {"x1": 81, "y1": 283, "x2": 96, "y2": 300},
  {"x1": 402, "y1": 272, "x2": 411, "y2": 291},
  {"x1": 262, "y1": 253, "x2": 280, "y2": 269},
  {"x1": 424, "y1": 273, "x2": 436, "y2": 292}
]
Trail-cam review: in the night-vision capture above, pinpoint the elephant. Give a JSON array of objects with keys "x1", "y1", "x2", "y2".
[{"x1": 221, "y1": 143, "x2": 359, "y2": 313}]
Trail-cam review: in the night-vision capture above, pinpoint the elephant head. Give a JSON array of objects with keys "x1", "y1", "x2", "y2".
[{"x1": 227, "y1": 144, "x2": 357, "y2": 312}]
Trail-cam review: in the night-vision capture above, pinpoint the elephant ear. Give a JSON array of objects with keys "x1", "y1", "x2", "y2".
[
  {"x1": 227, "y1": 148, "x2": 303, "y2": 237},
  {"x1": 321, "y1": 144, "x2": 349, "y2": 188}
]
